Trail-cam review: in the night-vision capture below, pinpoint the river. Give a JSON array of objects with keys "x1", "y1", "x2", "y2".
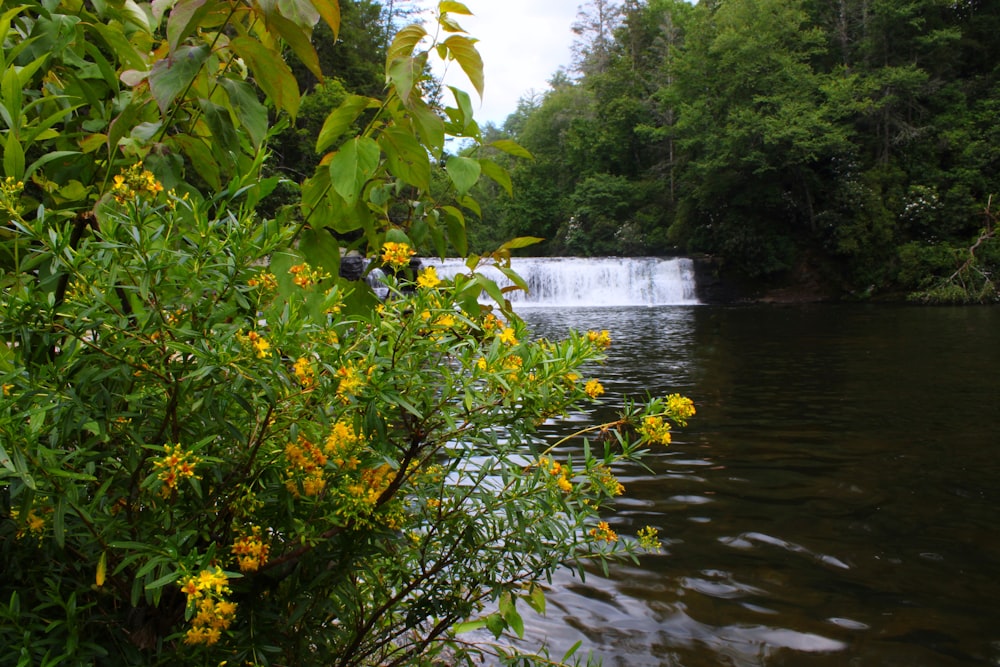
[{"x1": 512, "y1": 304, "x2": 1000, "y2": 667}]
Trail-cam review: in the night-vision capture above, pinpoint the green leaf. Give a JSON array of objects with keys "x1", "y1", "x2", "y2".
[
  {"x1": 387, "y1": 51, "x2": 428, "y2": 106},
  {"x1": 410, "y1": 101, "x2": 446, "y2": 155},
  {"x1": 479, "y1": 158, "x2": 513, "y2": 196},
  {"x1": 499, "y1": 236, "x2": 543, "y2": 251},
  {"x1": 229, "y1": 37, "x2": 300, "y2": 119},
  {"x1": 439, "y1": 1, "x2": 472, "y2": 15},
  {"x1": 386, "y1": 23, "x2": 427, "y2": 70},
  {"x1": 3, "y1": 135, "x2": 24, "y2": 180},
  {"x1": 309, "y1": 0, "x2": 341, "y2": 39},
  {"x1": 442, "y1": 205, "x2": 467, "y2": 256},
  {"x1": 379, "y1": 127, "x2": 431, "y2": 191},
  {"x1": 489, "y1": 138, "x2": 533, "y2": 160},
  {"x1": 316, "y1": 95, "x2": 378, "y2": 154},
  {"x1": 166, "y1": 0, "x2": 211, "y2": 53},
  {"x1": 148, "y1": 44, "x2": 210, "y2": 114},
  {"x1": 329, "y1": 137, "x2": 380, "y2": 205},
  {"x1": 447, "y1": 85, "x2": 474, "y2": 131},
  {"x1": 442, "y1": 35, "x2": 484, "y2": 98},
  {"x1": 266, "y1": 10, "x2": 322, "y2": 82},
  {"x1": 219, "y1": 78, "x2": 268, "y2": 149},
  {"x1": 300, "y1": 226, "x2": 341, "y2": 280},
  {"x1": 445, "y1": 155, "x2": 480, "y2": 195},
  {"x1": 199, "y1": 98, "x2": 240, "y2": 157}
]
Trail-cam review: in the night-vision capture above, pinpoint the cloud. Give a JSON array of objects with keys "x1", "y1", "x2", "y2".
[{"x1": 417, "y1": 0, "x2": 580, "y2": 126}]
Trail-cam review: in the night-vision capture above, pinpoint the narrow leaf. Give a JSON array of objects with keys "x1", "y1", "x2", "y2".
[{"x1": 3, "y1": 135, "x2": 24, "y2": 180}]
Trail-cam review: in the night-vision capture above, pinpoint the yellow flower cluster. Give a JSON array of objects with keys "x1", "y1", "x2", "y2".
[
  {"x1": 110, "y1": 164, "x2": 163, "y2": 203},
  {"x1": 665, "y1": 393, "x2": 697, "y2": 425},
  {"x1": 1, "y1": 176, "x2": 24, "y2": 217},
  {"x1": 539, "y1": 456, "x2": 573, "y2": 493},
  {"x1": 293, "y1": 357, "x2": 315, "y2": 388},
  {"x1": 284, "y1": 435, "x2": 327, "y2": 497},
  {"x1": 289, "y1": 262, "x2": 329, "y2": 288},
  {"x1": 590, "y1": 463, "x2": 624, "y2": 497},
  {"x1": 238, "y1": 330, "x2": 272, "y2": 359},
  {"x1": 639, "y1": 415, "x2": 672, "y2": 446},
  {"x1": 636, "y1": 525, "x2": 662, "y2": 551},
  {"x1": 247, "y1": 271, "x2": 277, "y2": 290},
  {"x1": 335, "y1": 363, "x2": 364, "y2": 403},
  {"x1": 584, "y1": 378, "x2": 605, "y2": 399},
  {"x1": 325, "y1": 420, "x2": 365, "y2": 469},
  {"x1": 416, "y1": 266, "x2": 442, "y2": 289},
  {"x1": 153, "y1": 444, "x2": 201, "y2": 497},
  {"x1": 179, "y1": 568, "x2": 237, "y2": 645},
  {"x1": 345, "y1": 463, "x2": 394, "y2": 507},
  {"x1": 589, "y1": 520, "x2": 618, "y2": 543},
  {"x1": 231, "y1": 526, "x2": 270, "y2": 572},
  {"x1": 586, "y1": 329, "x2": 612, "y2": 349},
  {"x1": 381, "y1": 241, "x2": 415, "y2": 268},
  {"x1": 10, "y1": 508, "x2": 46, "y2": 540}
]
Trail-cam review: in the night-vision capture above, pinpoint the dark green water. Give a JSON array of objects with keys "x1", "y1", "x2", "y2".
[{"x1": 518, "y1": 304, "x2": 1000, "y2": 667}]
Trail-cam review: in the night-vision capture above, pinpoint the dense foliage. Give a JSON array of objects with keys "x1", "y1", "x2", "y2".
[
  {"x1": 0, "y1": 1, "x2": 692, "y2": 665},
  {"x1": 475, "y1": 0, "x2": 1000, "y2": 302}
]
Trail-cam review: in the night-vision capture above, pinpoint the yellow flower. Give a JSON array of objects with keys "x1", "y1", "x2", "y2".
[
  {"x1": 293, "y1": 357, "x2": 315, "y2": 388},
  {"x1": 247, "y1": 272, "x2": 277, "y2": 290},
  {"x1": 586, "y1": 329, "x2": 612, "y2": 349},
  {"x1": 232, "y1": 526, "x2": 270, "y2": 572},
  {"x1": 152, "y1": 444, "x2": 202, "y2": 497},
  {"x1": 589, "y1": 520, "x2": 618, "y2": 543},
  {"x1": 499, "y1": 327, "x2": 517, "y2": 345},
  {"x1": 335, "y1": 364, "x2": 364, "y2": 402},
  {"x1": 417, "y1": 266, "x2": 442, "y2": 288},
  {"x1": 665, "y1": 393, "x2": 696, "y2": 424},
  {"x1": 638, "y1": 415, "x2": 671, "y2": 446},
  {"x1": 637, "y1": 526, "x2": 662, "y2": 551},
  {"x1": 381, "y1": 241, "x2": 415, "y2": 268},
  {"x1": 584, "y1": 378, "x2": 604, "y2": 398}
]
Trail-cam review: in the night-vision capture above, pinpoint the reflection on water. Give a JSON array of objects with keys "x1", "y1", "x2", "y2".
[{"x1": 513, "y1": 305, "x2": 1000, "y2": 667}]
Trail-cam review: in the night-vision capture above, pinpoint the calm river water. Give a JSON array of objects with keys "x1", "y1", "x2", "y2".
[{"x1": 515, "y1": 304, "x2": 1000, "y2": 667}]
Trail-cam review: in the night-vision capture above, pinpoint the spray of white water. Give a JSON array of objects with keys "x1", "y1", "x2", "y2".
[{"x1": 426, "y1": 257, "x2": 699, "y2": 307}]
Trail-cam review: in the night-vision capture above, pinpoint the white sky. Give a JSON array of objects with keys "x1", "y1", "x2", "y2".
[{"x1": 415, "y1": 0, "x2": 581, "y2": 127}]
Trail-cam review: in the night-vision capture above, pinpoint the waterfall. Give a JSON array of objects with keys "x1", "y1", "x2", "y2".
[{"x1": 426, "y1": 257, "x2": 699, "y2": 307}]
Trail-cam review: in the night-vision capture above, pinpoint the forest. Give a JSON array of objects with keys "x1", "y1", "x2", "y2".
[{"x1": 448, "y1": 0, "x2": 999, "y2": 303}]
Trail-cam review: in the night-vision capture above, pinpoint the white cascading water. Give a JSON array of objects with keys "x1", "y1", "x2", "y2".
[{"x1": 425, "y1": 257, "x2": 699, "y2": 307}]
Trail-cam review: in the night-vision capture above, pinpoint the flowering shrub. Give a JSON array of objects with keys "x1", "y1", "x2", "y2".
[
  {"x1": 0, "y1": 1, "x2": 693, "y2": 664},
  {"x1": 0, "y1": 187, "x2": 693, "y2": 665}
]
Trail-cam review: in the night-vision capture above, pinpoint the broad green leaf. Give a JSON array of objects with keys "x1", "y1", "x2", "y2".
[
  {"x1": 171, "y1": 134, "x2": 220, "y2": 190},
  {"x1": 480, "y1": 158, "x2": 513, "y2": 196},
  {"x1": 3, "y1": 135, "x2": 24, "y2": 180},
  {"x1": 219, "y1": 78, "x2": 268, "y2": 149},
  {"x1": 387, "y1": 51, "x2": 428, "y2": 106},
  {"x1": 265, "y1": 10, "x2": 322, "y2": 82},
  {"x1": 447, "y1": 85, "x2": 474, "y2": 131},
  {"x1": 90, "y1": 22, "x2": 147, "y2": 71},
  {"x1": 489, "y1": 138, "x2": 533, "y2": 159},
  {"x1": 329, "y1": 137, "x2": 379, "y2": 205},
  {"x1": 442, "y1": 35, "x2": 484, "y2": 98},
  {"x1": 386, "y1": 24, "x2": 427, "y2": 71},
  {"x1": 166, "y1": 0, "x2": 211, "y2": 53},
  {"x1": 229, "y1": 37, "x2": 300, "y2": 119},
  {"x1": 316, "y1": 95, "x2": 378, "y2": 153},
  {"x1": 309, "y1": 0, "x2": 340, "y2": 39},
  {"x1": 458, "y1": 194, "x2": 481, "y2": 218},
  {"x1": 442, "y1": 205, "x2": 468, "y2": 256},
  {"x1": 410, "y1": 101, "x2": 445, "y2": 155},
  {"x1": 25, "y1": 151, "x2": 81, "y2": 180},
  {"x1": 148, "y1": 44, "x2": 210, "y2": 113},
  {"x1": 439, "y1": 1, "x2": 472, "y2": 15},
  {"x1": 199, "y1": 99, "x2": 239, "y2": 157},
  {"x1": 379, "y1": 127, "x2": 430, "y2": 191},
  {"x1": 300, "y1": 226, "x2": 341, "y2": 281},
  {"x1": 445, "y1": 155, "x2": 480, "y2": 195}
]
